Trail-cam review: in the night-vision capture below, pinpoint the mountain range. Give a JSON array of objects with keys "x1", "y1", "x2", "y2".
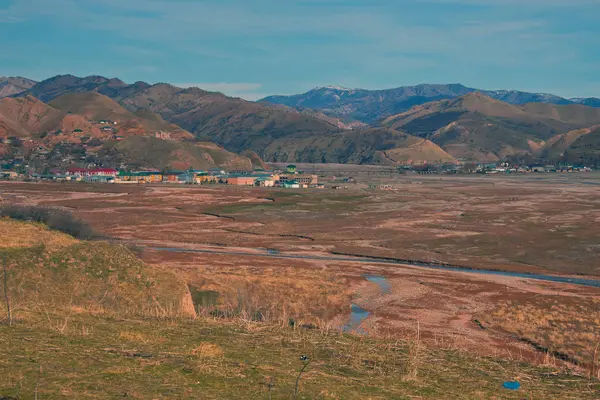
[
  {"x1": 260, "y1": 84, "x2": 600, "y2": 125},
  {"x1": 2, "y1": 74, "x2": 600, "y2": 166}
]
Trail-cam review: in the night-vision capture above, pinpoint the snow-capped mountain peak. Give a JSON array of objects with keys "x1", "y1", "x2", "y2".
[{"x1": 314, "y1": 85, "x2": 353, "y2": 91}]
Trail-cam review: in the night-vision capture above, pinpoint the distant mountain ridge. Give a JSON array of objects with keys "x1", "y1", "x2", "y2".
[
  {"x1": 6, "y1": 74, "x2": 600, "y2": 165},
  {"x1": 0, "y1": 77, "x2": 37, "y2": 98},
  {"x1": 259, "y1": 84, "x2": 600, "y2": 125},
  {"x1": 11, "y1": 74, "x2": 456, "y2": 165}
]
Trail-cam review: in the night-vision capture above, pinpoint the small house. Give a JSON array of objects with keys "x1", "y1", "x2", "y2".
[
  {"x1": 530, "y1": 164, "x2": 545, "y2": 173},
  {"x1": 162, "y1": 171, "x2": 186, "y2": 183},
  {"x1": 195, "y1": 173, "x2": 218, "y2": 184},
  {"x1": 228, "y1": 176, "x2": 257, "y2": 186}
]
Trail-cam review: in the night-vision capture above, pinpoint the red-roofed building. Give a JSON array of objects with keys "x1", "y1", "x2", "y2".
[{"x1": 66, "y1": 168, "x2": 118, "y2": 177}]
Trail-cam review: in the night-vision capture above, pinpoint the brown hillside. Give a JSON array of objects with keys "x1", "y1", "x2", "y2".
[
  {"x1": 49, "y1": 91, "x2": 133, "y2": 121},
  {"x1": 100, "y1": 136, "x2": 252, "y2": 170},
  {"x1": 0, "y1": 96, "x2": 107, "y2": 143},
  {"x1": 383, "y1": 93, "x2": 600, "y2": 161},
  {"x1": 240, "y1": 150, "x2": 271, "y2": 170},
  {"x1": 0, "y1": 96, "x2": 64, "y2": 137},
  {"x1": 0, "y1": 77, "x2": 37, "y2": 98},
  {"x1": 1, "y1": 93, "x2": 254, "y2": 171},
  {"x1": 49, "y1": 92, "x2": 194, "y2": 140},
  {"x1": 542, "y1": 125, "x2": 600, "y2": 161},
  {"x1": 520, "y1": 102, "x2": 600, "y2": 125},
  {"x1": 20, "y1": 75, "x2": 459, "y2": 164},
  {"x1": 261, "y1": 128, "x2": 455, "y2": 165}
]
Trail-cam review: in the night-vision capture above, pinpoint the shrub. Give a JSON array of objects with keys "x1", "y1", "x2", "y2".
[{"x1": 0, "y1": 206, "x2": 95, "y2": 239}]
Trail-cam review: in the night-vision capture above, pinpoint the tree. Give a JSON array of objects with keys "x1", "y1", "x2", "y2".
[{"x1": 8, "y1": 137, "x2": 22, "y2": 147}]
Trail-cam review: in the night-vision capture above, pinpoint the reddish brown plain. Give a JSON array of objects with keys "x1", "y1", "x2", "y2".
[{"x1": 1, "y1": 172, "x2": 599, "y2": 373}]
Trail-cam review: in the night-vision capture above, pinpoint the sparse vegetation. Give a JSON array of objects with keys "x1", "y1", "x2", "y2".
[
  {"x1": 480, "y1": 296, "x2": 600, "y2": 378},
  {"x1": 0, "y1": 205, "x2": 95, "y2": 240},
  {"x1": 1, "y1": 178, "x2": 600, "y2": 398}
]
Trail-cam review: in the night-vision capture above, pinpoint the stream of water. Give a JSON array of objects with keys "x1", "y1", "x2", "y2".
[
  {"x1": 150, "y1": 246, "x2": 600, "y2": 288},
  {"x1": 150, "y1": 246, "x2": 600, "y2": 333},
  {"x1": 344, "y1": 275, "x2": 392, "y2": 332}
]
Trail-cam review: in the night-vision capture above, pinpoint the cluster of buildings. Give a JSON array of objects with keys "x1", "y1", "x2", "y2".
[
  {"x1": 404, "y1": 163, "x2": 594, "y2": 175},
  {"x1": 6, "y1": 165, "x2": 320, "y2": 188}
]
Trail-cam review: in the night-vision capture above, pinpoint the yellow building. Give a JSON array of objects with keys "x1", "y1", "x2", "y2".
[{"x1": 117, "y1": 171, "x2": 163, "y2": 183}]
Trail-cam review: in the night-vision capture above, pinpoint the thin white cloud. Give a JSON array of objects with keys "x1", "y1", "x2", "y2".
[{"x1": 2, "y1": 0, "x2": 598, "y2": 96}]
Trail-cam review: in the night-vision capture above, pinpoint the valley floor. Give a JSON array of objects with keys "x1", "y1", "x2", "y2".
[{"x1": 1, "y1": 173, "x2": 599, "y2": 397}]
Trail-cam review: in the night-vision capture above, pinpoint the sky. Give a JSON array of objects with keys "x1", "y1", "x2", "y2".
[{"x1": 1, "y1": 0, "x2": 599, "y2": 100}]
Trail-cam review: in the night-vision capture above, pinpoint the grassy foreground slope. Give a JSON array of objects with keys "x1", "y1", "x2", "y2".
[{"x1": 0, "y1": 219, "x2": 598, "y2": 399}]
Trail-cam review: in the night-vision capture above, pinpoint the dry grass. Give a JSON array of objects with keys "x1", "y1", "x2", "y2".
[
  {"x1": 480, "y1": 296, "x2": 600, "y2": 375},
  {"x1": 0, "y1": 219, "x2": 77, "y2": 249},
  {"x1": 0, "y1": 217, "x2": 598, "y2": 398},
  {"x1": 0, "y1": 226, "x2": 194, "y2": 323},
  {"x1": 3, "y1": 311, "x2": 598, "y2": 399},
  {"x1": 190, "y1": 342, "x2": 224, "y2": 358},
  {"x1": 183, "y1": 265, "x2": 352, "y2": 328}
]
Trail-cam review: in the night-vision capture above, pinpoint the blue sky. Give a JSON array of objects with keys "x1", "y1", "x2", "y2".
[{"x1": 1, "y1": 0, "x2": 599, "y2": 99}]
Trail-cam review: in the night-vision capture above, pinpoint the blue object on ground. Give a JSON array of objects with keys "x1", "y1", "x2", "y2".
[{"x1": 503, "y1": 381, "x2": 521, "y2": 390}]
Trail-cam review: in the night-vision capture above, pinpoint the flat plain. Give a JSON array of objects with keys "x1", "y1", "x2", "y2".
[{"x1": 1, "y1": 171, "x2": 600, "y2": 397}]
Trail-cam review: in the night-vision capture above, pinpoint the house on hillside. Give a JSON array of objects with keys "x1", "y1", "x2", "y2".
[{"x1": 155, "y1": 131, "x2": 171, "y2": 140}]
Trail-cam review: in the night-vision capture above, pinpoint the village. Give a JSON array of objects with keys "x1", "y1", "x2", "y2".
[
  {"x1": 0, "y1": 160, "x2": 596, "y2": 191},
  {"x1": 0, "y1": 164, "x2": 323, "y2": 188}
]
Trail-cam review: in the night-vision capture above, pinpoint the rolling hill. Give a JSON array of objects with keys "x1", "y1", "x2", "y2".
[
  {"x1": 541, "y1": 125, "x2": 600, "y2": 163},
  {"x1": 259, "y1": 128, "x2": 455, "y2": 164},
  {"x1": 99, "y1": 136, "x2": 253, "y2": 170},
  {"x1": 0, "y1": 95, "x2": 97, "y2": 139},
  {"x1": 0, "y1": 93, "x2": 258, "y2": 170},
  {"x1": 14, "y1": 74, "x2": 600, "y2": 164},
  {"x1": 260, "y1": 85, "x2": 600, "y2": 125},
  {"x1": 383, "y1": 93, "x2": 600, "y2": 161},
  {"x1": 49, "y1": 92, "x2": 194, "y2": 139}
]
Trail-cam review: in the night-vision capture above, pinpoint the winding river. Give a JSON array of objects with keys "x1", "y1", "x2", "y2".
[{"x1": 150, "y1": 246, "x2": 600, "y2": 288}]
